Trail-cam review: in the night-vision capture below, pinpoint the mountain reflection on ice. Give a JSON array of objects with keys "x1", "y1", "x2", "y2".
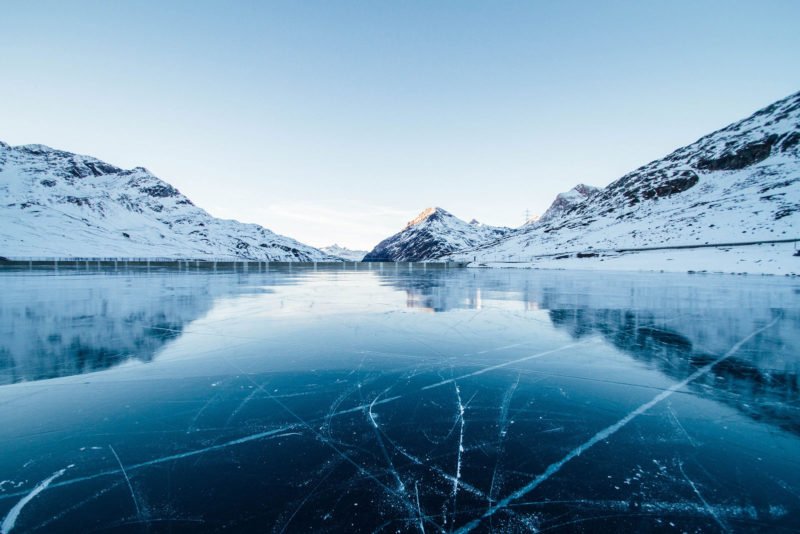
[
  {"x1": 0, "y1": 265, "x2": 798, "y2": 532},
  {"x1": 0, "y1": 269, "x2": 286, "y2": 384}
]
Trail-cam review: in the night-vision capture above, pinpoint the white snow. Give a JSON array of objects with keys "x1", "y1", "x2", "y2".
[
  {"x1": 363, "y1": 207, "x2": 511, "y2": 261},
  {"x1": 528, "y1": 183, "x2": 601, "y2": 226},
  {"x1": 0, "y1": 143, "x2": 337, "y2": 261},
  {"x1": 447, "y1": 91, "x2": 800, "y2": 275},
  {"x1": 473, "y1": 242, "x2": 799, "y2": 276},
  {"x1": 320, "y1": 244, "x2": 368, "y2": 261}
]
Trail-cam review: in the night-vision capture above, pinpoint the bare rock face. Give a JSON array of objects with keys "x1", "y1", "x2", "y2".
[{"x1": 0, "y1": 143, "x2": 338, "y2": 261}]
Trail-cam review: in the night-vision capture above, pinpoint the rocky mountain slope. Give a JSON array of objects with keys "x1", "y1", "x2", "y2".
[
  {"x1": 449, "y1": 90, "x2": 800, "y2": 265},
  {"x1": 0, "y1": 142, "x2": 337, "y2": 261},
  {"x1": 321, "y1": 244, "x2": 368, "y2": 261},
  {"x1": 362, "y1": 207, "x2": 510, "y2": 261},
  {"x1": 529, "y1": 184, "x2": 601, "y2": 226}
]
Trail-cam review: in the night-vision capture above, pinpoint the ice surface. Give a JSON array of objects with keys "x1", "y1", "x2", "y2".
[{"x1": 0, "y1": 265, "x2": 798, "y2": 531}]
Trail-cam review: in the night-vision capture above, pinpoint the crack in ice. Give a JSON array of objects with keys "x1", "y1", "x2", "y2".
[
  {"x1": 0, "y1": 427, "x2": 301, "y2": 502},
  {"x1": 368, "y1": 390, "x2": 407, "y2": 493},
  {"x1": 1, "y1": 467, "x2": 69, "y2": 534},
  {"x1": 455, "y1": 316, "x2": 780, "y2": 533},
  {"x1": 109, "y1": 445, "x2": 143, "y2": 523},
  {"x1": 415, "y1": 481, "x2": 425, "y2": 534},
  {"x1": 679, "y1": 461, "x2": 729, "y2": 533},
  {"x1": 449, "y1": 382, "x2": 466, "y2": 529},
  {"x1": 422, "y1": 340, "x2": 596, "y2": 391},
  {"x1": 488, "y1": 375, "x2": 519, "y2": 510}
]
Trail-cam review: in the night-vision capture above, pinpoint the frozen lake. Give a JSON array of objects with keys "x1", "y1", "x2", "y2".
[{"x1": 1, "y1": 265, "x2": 799, "y2": 532}]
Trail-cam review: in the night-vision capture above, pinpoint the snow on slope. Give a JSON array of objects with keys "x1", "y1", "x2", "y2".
[
  {"x1": 529, "y1": 184, "x2": 601, "y2": 226},
  {"x1": 321, "y1": 244, "x2": 368, "y2": 261},
  {"x1": 475, "y1": 242, "x2": 799, "y2": 276},
  {"x1": 449, "y1": 90, "x2": 800, "y2": 269},
  {"x1": 0, "y1": 142, "x2": 338, "y2": 261},
  {"x1": 362, "y1": 207, "x2": 511, "y2": 261}
]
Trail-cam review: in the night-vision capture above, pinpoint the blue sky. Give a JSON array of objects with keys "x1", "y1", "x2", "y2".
[{"x1": 2, "y1": 1, "x2": 799, "y2": 249}]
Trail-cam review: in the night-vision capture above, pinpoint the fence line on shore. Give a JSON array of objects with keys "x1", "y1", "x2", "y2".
[
  {"x1": 0, "y1": 258, "x2": 468, "y2": 272},
  {"x1": 453, "y1": 237, "x2": 800, "y2": 264},
  {"x1": 5, "y1": 238, "x2": 795, "y2": 268}
]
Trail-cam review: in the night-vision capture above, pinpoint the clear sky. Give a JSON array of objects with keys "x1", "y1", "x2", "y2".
[{"x1": 2, "y1": 1, "x2": 799, "y2": 250}]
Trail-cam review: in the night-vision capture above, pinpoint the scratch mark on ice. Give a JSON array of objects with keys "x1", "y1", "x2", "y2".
[
  {"x1": 453, "y1": 382, "x2": 465, "y2": 499},
  {"x1": 262, "y1": 389, "x2": 436, "y2": 530},
  {"x1": 472, "y1": 341, "x2": 531, "y2": 355},
  {"x1": 109, "y1": 445, "x2": 143, "y2": 522},
  {"x1": 277, "y1": 457, "x2": 343, "y2": 534},
  {"x1": 28, "y1": 480, "x2": 123, "y2": 531},
  {"x1": 489, "y1": 375, "x2": 519, "y2": 508},
  {"x1": 415, "y1": 481, "x2": 425, "y2": 534},
  {"x1": 455, "y1": 315, "x2": 780, "y2": 533},
  {"x1": 1, "y1": 467, "x2": 68, "y2": 534},
  {"x1": 422, "y1": 341, "x2": 594, "y2": 391},
  {"x1": 368, "y1": 390, "x2": 406, "y2": 493},
  {"x1": 667, "y1": 405, "x2": 698, "y2": 448},
  {"x1": 0, "y1": 427, "x2": 301, "y2": 501},
  {"x1": 450, "y1": 382, "x2": 466, "y2": 529},
  {"x1": 224, "y1": 383, "x2": 265, "y2": 428},
  {"x1": 679, "y1": 461, "x2": 729, "y2": 533}
]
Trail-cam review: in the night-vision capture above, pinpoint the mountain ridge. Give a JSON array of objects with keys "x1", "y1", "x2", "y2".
[
  {"x1": 445, "y1": 90, "x2": 799, "y2": 269},
  {"x1": 0, "y1": 142, "x2": 338, "y2": 261},
  {"x1": 321, "y1": 244, "x2": 368, "y2": 261},
  {"x1": 362, "y1": 207, "x2": 511, "y2": 261},
  {"x1": 529, "y1": 183, "x2": 601, "y2": 227}
]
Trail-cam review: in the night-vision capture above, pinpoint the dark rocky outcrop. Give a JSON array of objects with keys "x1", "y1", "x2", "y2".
[
  {"x1": 696, "y1": 134, "x2": 779, "y2": 171},
  {"x1": 140, "y1": 183, "x2": 181, "y2": 198}
]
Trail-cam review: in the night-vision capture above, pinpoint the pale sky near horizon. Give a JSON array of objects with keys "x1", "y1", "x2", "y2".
[{"x1": 2, "y1": 1, "x2": 799, "y2": 250}]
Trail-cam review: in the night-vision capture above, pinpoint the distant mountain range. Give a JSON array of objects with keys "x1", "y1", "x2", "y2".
[
  {"x1": 0, "y1": 143, "x2": 337, "y2": 261},
  {"x1": 3, "y1": 90, "x2": 797, "y2": 268},
  {"x1": 321, "y1": 244, "x2": 368, "y2": 261}
]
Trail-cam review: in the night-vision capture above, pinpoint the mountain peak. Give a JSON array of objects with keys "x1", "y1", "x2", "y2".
[
  {"x1": 553, "y1": 183, "x2": 600, "y2": 204},
  {"x1": 406, "y1": 207, "x2": 450, "y2": 227},
  {"x1": 531, "y1": 183, "x2": 601, "y2": 226},
  {"x1": 19, "y1": 143, "x2": 57, "y2": 154},
  {"x1": 364, "y1": 208, "x2": 510, "y2": 262},
  {"x1": 571, "y1": 184, "x2": 599, "y2": 196}
]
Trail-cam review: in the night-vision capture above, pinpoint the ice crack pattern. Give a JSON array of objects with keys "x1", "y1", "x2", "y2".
[{"x1": 0, "y1": 266, "x2": 798, "y2": 531}]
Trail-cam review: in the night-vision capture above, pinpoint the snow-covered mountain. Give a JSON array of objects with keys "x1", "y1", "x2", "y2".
[
  {"x1": 0, "y1": 142, "x2": 337, "y2": 261},
  {"x1": 529, "y1": 183, "x2": 601, "y2": 226},
  {"x1": 449, "y1": 90, "x2": 800, "y2": 266},
  {"x1": 321, "y1": 244, "x2": 368, "y2": 261},
  {"x1": 362, "y1": 207, "x2": 511, "y2": 261}
]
